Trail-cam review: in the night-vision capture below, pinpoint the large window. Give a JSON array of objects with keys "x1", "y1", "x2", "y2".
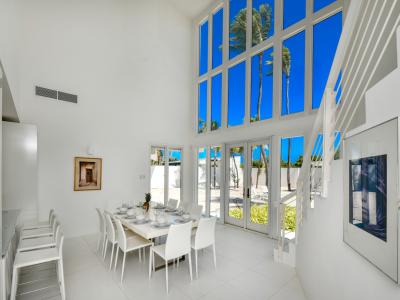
[
  {"x1": 282, "y1": 31, "x2": 305, "y2": 116},
  {"x1": 312, "y1": 12, "x2": 342, "y2": 109},
  {"x1": 210, "y1": 146, "x2": 222, "y2": 218},
  {"x1": 197, "y1": 0, "x2": 343, "y2": 134},
  {"x1": 150, "y1": 146, "x2": 183, "y2": 205}
]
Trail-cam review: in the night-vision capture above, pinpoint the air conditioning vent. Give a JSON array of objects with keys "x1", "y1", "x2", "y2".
[
  {"x1": 35, "y1": 86, "x2": 57, "y2": 99},
  {"x1": 58, "y1": 91, "x2": 78, "y2": 104},
  {"x1": 35, "y1": 86, "x2": 78, "y2": 104}
]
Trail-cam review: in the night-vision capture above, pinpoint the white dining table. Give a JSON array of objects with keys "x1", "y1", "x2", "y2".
[{"x1": 113, "y1": 210, "x2": 198, "y2": 240}]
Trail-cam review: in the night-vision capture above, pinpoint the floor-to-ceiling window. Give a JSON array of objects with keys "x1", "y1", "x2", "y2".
[
  {"x1": 197, "y1": 147, "x2": 207, "y2": 214},
  {"x1": 150, "y1": 146, "x2": 183, "y2": 206}
]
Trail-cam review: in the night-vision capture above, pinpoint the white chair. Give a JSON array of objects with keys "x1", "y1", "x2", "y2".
[
  {"x1": 190, "y1": 205, "x2": 203, "y2": 221},
  {"x1": 104, "y1": 213, "x2": 135, "y2": 269},
  {"x1": 149, "y1": 222, "x2": 193, "y2": 293},
  {"x1": 20, "y1": 215, "x2": 57, "y2": 240},
  {"x1": 21, "y1": 209, "x2": 55, "y2": 231},
  {"x1": 113, "y1": 219, "x2": 153, "y2": 283},
  {"x1": 18, "y1": 223, "x2": 61, "y2": 253},
  {"x1": 167, "y1": 199, "x2": 178, "y2": 210},
  {"x1": 96, "y1": 208, "x2": 107, "y2": 254},
  {"x1": 191, "y1": 217, "x2": 217, "y2": 278},
  {"x1": 10, "y1": 231, "x2": 66, "y2": 300}
]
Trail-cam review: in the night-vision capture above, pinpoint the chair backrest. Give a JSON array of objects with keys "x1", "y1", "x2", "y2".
[
  {"x1": 104, "y1": 213, "x2": 115, "y2": 242},
  {"x1": 165, "y1": 221, "x2": 192, "y2": 259},
  {"x1": 96, "y1": 208, "x2": 105, "y2": 233},
  {"x1": 53, "y1": 221, "x2": 60, "y2": 235},
  {"x1": 194, "y1": 217, "x2": 216, "y2": 249},
  {"x1": 56, "y1": 230, "x2": 64, "y2": 258},
  {"x1": 167, "y1": 199, "x2": 178, "y2": 209},
  {"x1": 50, "y1": 214, "x2": 58, "y2": 231},
  {"x1": 190, "y1": 205, "x2": 203, "y2": 221},
  {"x1": 114, "y1": 219, "x2": 127, "y2": 251},
  {"x1": 54, "y1": 223, "x2": 61, "y2": 244},
  {"x1": 48, "y1": 209, "x2": 55, "y2": 222}
]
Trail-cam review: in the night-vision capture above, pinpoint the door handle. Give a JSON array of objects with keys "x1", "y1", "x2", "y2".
[{"x1": 247, "y1": 188, "x2": 250, "y2": 199}]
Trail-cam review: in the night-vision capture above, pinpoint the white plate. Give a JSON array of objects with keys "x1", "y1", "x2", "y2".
[
  {"x1": 152, "y1": 222, "x2": 170, "y2": 228},
  {"x1": 132, "y1": 219, "x2": 150, "y2": 225}
]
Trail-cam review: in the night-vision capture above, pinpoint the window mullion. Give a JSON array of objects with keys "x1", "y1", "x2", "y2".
[
  {"x1": 305, "y1": 0, "x2": 313, "y2": 113},
  {"x1": 164, "y1": 147, "x2": 169, "y2": 206}
]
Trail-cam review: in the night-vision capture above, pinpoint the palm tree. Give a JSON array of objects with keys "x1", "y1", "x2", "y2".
[
  {"x1": 230, "y1": 147, "x2": 242, "y2": 188},
  {"x1": 282, "y1": 47, "x2": 292, "y2": 191},
  {"x1": 212, "y1": 146, "x2": 221, "y2": 188},
  {"x1": 230, "y1": 4, "x2": 272, "y2": 189}
]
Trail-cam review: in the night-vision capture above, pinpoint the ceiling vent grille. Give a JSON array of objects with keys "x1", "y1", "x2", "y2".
[{"x1": 35, "y1": 86, "x2": 78, "y2": 104}]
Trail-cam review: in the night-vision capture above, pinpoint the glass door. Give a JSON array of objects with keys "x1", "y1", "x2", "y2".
[
  {"x1": 225, "y1": 144, "x2": 246, "y2": 227},
  {"x1": 246, "y1": 140, "x2": 271, "y2": 234}
]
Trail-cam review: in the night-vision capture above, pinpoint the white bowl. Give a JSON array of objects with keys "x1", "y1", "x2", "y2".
[{"x1": 136, "y1": 214, "x2": 145, "y2": 221}]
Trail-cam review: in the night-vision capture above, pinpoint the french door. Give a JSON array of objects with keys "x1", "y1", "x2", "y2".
[{"x1": 225, "y1": 139, "x2": 272, "y2": 234}]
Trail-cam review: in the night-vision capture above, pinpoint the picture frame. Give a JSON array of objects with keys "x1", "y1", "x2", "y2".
[{"x1": 74, "y1": 157, "x2": 102, "y2": 191}]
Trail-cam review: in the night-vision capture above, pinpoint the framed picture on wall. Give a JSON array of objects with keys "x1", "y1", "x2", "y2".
[{"x1": 74, "y1": 157, "x2": 102, "y2": 191}]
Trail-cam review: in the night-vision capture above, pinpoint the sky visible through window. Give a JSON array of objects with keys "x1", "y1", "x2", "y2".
[
  {"x1": 314, "y1": 0, "x2": 336, "y2": 12},
  {"x1": 313, "y1": 12, "x2": 342, "y2": 109},
  {"x1": 281, "y1": 136, "x2": 304, "y2": 165},
  {"x1": 251, "y1": 48, "x2": 273, "y2": 122},
  {"x1": 213, "y1": 8, "x2": 224, "y2": 69},
  {"x1": 228, "y1": 61, "x2": 246, "y2": 127},
  {"x1": 229, "y1": 0, "x2": 247, "y2": 59},
  {"x1": 211, "y1": 73, "x2": 223, "y2": 130},
  {"x1": 282, "y1": 31, "x2": 305, "y2": 116},
  {"x1": 199, "y1": 21, "x2": 208, "y2": 76},
  {"x1": 198, "y1": 81, "x2": 207, "y2": 133},
  {"x1": 283, "y1": 0, "x2": 306, "y2": 29}
]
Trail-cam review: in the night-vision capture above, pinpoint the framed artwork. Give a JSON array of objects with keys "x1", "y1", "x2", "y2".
[
  {"x1": 74, "y1": 157, "x2": 102, "y2": 191},
  {"x1": 344, "y1": 118, "x2": 398, "y2": 283}
]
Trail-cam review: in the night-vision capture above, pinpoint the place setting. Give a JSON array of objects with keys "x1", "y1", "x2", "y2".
[{"x1": 151, "y1": 213, "x2": 171, "y2": 228}]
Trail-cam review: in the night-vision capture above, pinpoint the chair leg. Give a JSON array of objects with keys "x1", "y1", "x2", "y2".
[
  {"x1": 121, "y1": 252, "x2": 126, "y2": 284},
  {"x1": 188, "y1": 252, "x2": 193, "y2": 281},
  {"x1": 110, "y1": 244, "x2": 115, "y2": 270},
  {"x1": 165, "y1": 259, "x2": 169, "y2": 293},
  {"x1": 102, "y1": 234, "x2": 107, "y2": 257},
  {"x1": 58, "y1": 259, "x2": 66, "y2": 300},
  {"x1": 139, "y1": 247, "x2": 142, "y2": 262},
  {"x1": 195, "y1": 249, "x2": 198, "y2": 279},
  {"x1": 143, "y1": 247, "x2": 146, "y2": 262},
  {"x1": 177, "y1": 257, "x2": 179, "y2": 268},
  {"x1": 104, "y1": 241, "x2": 108, "y2": 260},
  {"x1": 148, "y1": 248, "x2": 153, "y2": 279},
  {"x1": 213, "y1": 244, "x2": 217, "y2": 269},
  {"x1": 114, "y1": 247, "x2": 120, "y2": 271},
  {"x1": 97, "y1": 233, "x2": 101, "y2": 252},
  {"x1": 10, "y1": 266, "x2": 18, "y2": 300}
]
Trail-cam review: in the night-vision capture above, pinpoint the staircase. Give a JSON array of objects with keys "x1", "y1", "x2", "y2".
[{"x1": 275, "y1": 0, "x2": 400, "y2": 266}]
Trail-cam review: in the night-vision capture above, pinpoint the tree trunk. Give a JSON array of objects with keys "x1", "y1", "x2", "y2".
[
  {"x1": 256, "y1": 54, "x2": 263, "y2": 121},
  {"x1": 256, "y1": 166, "x2": 260, "y2": 188},
  {"x1": 232, "y1": 154, "x2": 239, "y2": 189}
]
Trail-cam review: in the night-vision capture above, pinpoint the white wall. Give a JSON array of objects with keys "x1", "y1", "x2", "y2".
[
  {"x1": 14, "y1": 0, "x2": 194, "y2": 237},
  {"x1": 2, "y1": 122, "x2": 37, "y2": 222}
]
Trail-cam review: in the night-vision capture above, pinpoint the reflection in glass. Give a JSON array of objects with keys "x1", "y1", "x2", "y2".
[
  {"x1": 282, "y1": 31, "x2": 305, "y2": 116},
  {"x1": 210, "y1": 146, "x2": 222, "y2": 218},
  {"x1": 229, "y1": 146, "x2": 244, "y2": 220},
  {"x1": 252, "y1": 0, "x2": 274, "y2": 47},
  {"x1": 229, "y1": 0, "x2": 247, "y2": 59},
  {"x1": 197, "y1": 148, "x2": 207, "y2": 215},
  {"x1": 350, "y1": 155, "x2": 387, "y2": 241},
  {"x1": 150, "y1": 147, "x2": 165, "y2": 204},
  {"x1": 251, "y1": 48, "x2": 273, "y2": 122}
]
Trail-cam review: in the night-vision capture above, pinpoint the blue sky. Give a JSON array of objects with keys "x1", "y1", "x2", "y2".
[{"x1": 199, "y1": 0, "x2": 341, "y2": 159}]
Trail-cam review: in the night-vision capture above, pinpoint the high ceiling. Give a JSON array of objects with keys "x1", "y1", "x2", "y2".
[{"x1": 167, "y1": 0, "x2": 215, "y2": 19}]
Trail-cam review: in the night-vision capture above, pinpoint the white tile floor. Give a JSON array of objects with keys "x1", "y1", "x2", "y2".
[{"x1": 20, "y1": 224, "x2": 307, "y2": 300}]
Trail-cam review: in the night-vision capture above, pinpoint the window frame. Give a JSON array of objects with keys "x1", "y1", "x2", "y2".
[
  {"x1": 149, "y1": 145, "x2": 184, "y2": 206},
  {"x1": 195, "y1": 0, "x2": 343, "y2": 135}
]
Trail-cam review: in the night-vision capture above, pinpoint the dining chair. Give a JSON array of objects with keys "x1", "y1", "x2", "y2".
[
  {"x1": 17, "y1": 223, "x2": 60, "y2": 253},
  {"x1": 149, "y1": 221, "x2": 193, "y2": 293},
  {"x1": 20, "y1": 214, "x2": 57, "y2": 240},
  {"x1": 190, "y1": 205, "x2": 203, "y2": 221},
  {"x1": 114, "y1": 219, "x2": 153, "y2": 283},
  {"x1": 96, "y1": 208, "x2": 107, "y2": 253},
  {"x1": 10, "y1": 230, "x2": 66, "y2": 300},
  {"x1": 191, "y1": 217, "x2": 217, "y2": 278},
  {"x1": 104, "y1": 213, "x2": 135, "y2": 269},
  {"x1": 21, "y1": 209, "x2": 55, "y2": 231},
  {"x1": 167, "y1": 199, "x2": 178, "y2": 209}
]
